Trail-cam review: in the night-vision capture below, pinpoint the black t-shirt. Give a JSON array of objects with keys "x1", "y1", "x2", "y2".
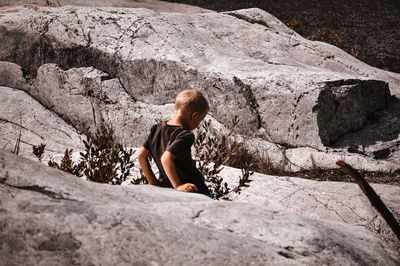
[{"x1": 143, "y1": 122, "x2": 210, "y2": 195}]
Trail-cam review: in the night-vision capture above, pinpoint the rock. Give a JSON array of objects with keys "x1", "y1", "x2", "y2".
[
  {"x1": 222, "y1": 166, "x2": 400, "y2": 251},
  {"x1": 0, "y1": 149, "x2": 399, "y2": 265},
  {"x1": 332, "y1": 97, "x2": 400, "y2": 162},
  {"x1": 31, "y1": 63, "x2": 175, "y2": 146},
  {"x1": 0, "y1": 0, "x2": 213, "y2": 14},
  {"x1": 1, "y1": 5, "x2": 400, "y2": 170},
  {"x1": 0, "y1": 61, "x2": 28, "y2": 90},
  {"x1": 30, "y1": 64, "x2": 107, "y2": 131},
  {"x1": 163, "y1": 0, "x2": 400, "y2": 73},
  {"x1": 99, "y1": 77, "x2": 175, "y2": 146},
  {"x1": 0, "y1": 85, "x2": 83, "y2": 161}
]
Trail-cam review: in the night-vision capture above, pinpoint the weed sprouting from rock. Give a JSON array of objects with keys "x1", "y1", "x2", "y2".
[
  {"x1": 194, "y1": 116, "x2": 253, "y2": 199},
  {"x1": 308, "y1": 27, "x2": 343, "y2": 46},
  {"x1": 12, "y1": 113, "x2": 23, "y2": 156},
  {"x1": 48, "y1": 148, "x2": 84, "y2": 176},
  {"x1": 39, "y1": 121, "x2": 136, "y2": 185},
  {"x1": 32, "y1": 143, "x2": 46, "y2": 162},
  {"x1": 287, "y1": 18, "x2": 303, "y2": 34},
  {"x1": 131, "y1": 169, "x2": 148, "y2": 185},
  {"x1": 78, "y1": 122, "x2": 135, "y2": 184}
]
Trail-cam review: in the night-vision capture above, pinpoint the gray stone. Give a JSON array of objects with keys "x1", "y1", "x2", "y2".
[
  {"x1": 222, "y1": 166, "x2": 400, "y2": 251},
  {"x1": 1, "y1": 5, "x2": 400, "y2": 171},
  {"x1": 31, "y1": 63, "x2": 175, "y2": 146},
  {"x1": 30, "y1": 64, "x2": 106, "y2": 131},
  {"x1": 175, "y1": 0, "x2": 400, "y2": 73},
  {"x1": 1, "y1": 6, "x2": 399, "y2": 148},
  {"x1": 0, "y1": 61, "x2": 28, "y2": 90},
  {"x1": 0, "y1": 85, "x2": 83, "y2": 161},
  {"x1": 0, "y1": 0, "x2": 212, "y2": 14},
  {"x1": 0, "y1": 149, "x2": 399, "y2": 265}
]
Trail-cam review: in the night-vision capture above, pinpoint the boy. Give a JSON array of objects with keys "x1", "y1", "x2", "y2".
[{"x1": 138, "y1": 89, "x2": 211, "y2": 196}]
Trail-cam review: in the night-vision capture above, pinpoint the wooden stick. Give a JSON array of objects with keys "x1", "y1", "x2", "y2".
[{"x1": 336, "y1": 161, "x2": 400, "y2": 241}]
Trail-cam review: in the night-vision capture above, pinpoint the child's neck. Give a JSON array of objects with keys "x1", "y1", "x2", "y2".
[{"x1": 167, "y1": 111, "x2": 189, "y2": 128}]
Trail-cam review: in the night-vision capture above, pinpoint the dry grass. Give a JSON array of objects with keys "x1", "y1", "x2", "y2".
[{"x1": 225, "y1": 145, "x2": 400, "y2": 186}]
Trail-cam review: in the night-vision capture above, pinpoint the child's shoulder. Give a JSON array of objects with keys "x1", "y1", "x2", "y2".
[{"x1": 149, "y1": 122, "x2": 192, "y2": 137}]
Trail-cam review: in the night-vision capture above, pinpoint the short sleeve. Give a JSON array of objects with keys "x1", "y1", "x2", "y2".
[
  {"x1": 167, "y1": 131, "x2": 194, "y2": 158},
  {"x1": 143, "y1": 124, "x2": 157, "y2": 150}
]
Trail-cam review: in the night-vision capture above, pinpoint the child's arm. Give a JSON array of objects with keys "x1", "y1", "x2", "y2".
[
  {"x1": 138, "y1": 147, "x2": 159, "y2": 185},
  {"x1": 161, "y1": 151, "x2": 198, "y2": 192}
]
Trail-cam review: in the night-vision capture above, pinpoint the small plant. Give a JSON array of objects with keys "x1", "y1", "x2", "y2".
[
  {"x1": 131, "y1": 169, "x2": 148, "y2": 185},
  {"x1": 12, "y1": 113, "x2": 23, "y2": 155},
  {"x1": 379, "y1": 52, "x2": 389, "y2": 70},
  {"x1": 194, "y1": 116, "x2": 253, "y2": 199},
  {"x1": 308, "y1": 27, "x2": 342, "y2": 46},
  {"x1": 287, "y1": 18, "x2": 302, "y2": 32},
  {"x1": 38, "y1": 120, "x2": 136, "y2": 185},
  {"x1": 32, "y1": 143, "x2": 46, "y2": 162},
  {"x1": 232, "y1": 161, "x2": 253, "y2": 193},
  {"x1": 12, "y1": 128, "x2": 21, "y2": 155},
  {"x1": 78, "y1": 121, "x2": 135, "y2": 184},
  {"x1": 48, "y1": 148, "x2": 84, "y2": 176},
  {"x1": 350, "y1": 44, "x2": 361, "y2": 58}
]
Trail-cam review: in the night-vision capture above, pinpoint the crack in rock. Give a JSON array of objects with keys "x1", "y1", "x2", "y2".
[
  {"x1": 233, "y1": 76, "x2": 262, "y2": 129},
  {"x1": 224, "y1": 12, "x2": 269, "y2": 28},
  {"x1": 283, "y1": 177, "x2": 367, "y2": 223},
  {"x1": 0, "y1": 117, "x2": 45, "y2": 139},
  {"x1": 191, "y1": 209, "x2": 204, "y2": 220},
  {"x1": 0, "y1": 178, "x2": 77, "y2": 201}
]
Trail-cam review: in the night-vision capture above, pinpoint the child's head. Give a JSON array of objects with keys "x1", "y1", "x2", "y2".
[{"x1": 175, "y1": 89, "x2": 209, "y2": 130}]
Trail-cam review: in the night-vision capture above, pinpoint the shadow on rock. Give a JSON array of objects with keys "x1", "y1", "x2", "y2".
[{"x1": 332, "y1": 96, "x2": 400, "y2": 157}]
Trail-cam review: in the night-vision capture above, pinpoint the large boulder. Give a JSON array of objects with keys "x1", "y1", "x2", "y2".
[
  {"x1": 164, "y1": 0, "x2": 400, "y2": 73},
  {"x1": 30, "y1": 63, "x2": 174, "y2": 146},
  {"x1": 0, "y1": 85, "x2": 83, "y2": 160},
  {"x1": 1, "y1": 150, "x2": 399, "y2": 265},
  {"x1": 0, "y1": 0, "x2": 212, "y2": 13},
  {"x1": 0, "y1": 5, "x2": 400, "y2": 170},
  {"x1": 0, "y1": 6, "x2": 398, "y2": 144},
  {"x1": 223, "y1": 166, "x2": 400, "y2": 251}
]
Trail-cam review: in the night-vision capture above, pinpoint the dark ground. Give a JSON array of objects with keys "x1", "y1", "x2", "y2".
[{"x1": 292, "y1": 168, "x2": 400, "y2": 187}]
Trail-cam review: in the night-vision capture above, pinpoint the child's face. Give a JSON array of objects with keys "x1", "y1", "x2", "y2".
[{"x1": 188, "y1": 112, "x2": 206, "y2": 131}]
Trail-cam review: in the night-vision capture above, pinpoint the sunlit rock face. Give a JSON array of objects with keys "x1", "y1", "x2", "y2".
[
  {"x1": 222, "y1": 166, "x2": 400, "y2": 251},
  {"x1": 161, "y1": 0, "x2": 400, "y2": 73},
  {"x1": 0, "y1": 5, "x2": 400, "y2": 171},
  {"x1": 1, "y1": 150, "x2": 399, "y2": 265},
  {"x1": 0, "y1": 4, "x2": 400, "y2": 264}
]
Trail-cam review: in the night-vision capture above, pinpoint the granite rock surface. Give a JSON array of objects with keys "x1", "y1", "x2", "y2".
[
  {"x1": 162, "y1": 0, "x2": 400, "y2": 73},
  {"x1": 1, "y1": 150, "x2": 399, "y2": 265},
  {"x1": 222, "y1": 166, "x2": 400, "y2": 251},
  {"x1": 0, "y1": 5, "x2": 400, "y2": 171}
]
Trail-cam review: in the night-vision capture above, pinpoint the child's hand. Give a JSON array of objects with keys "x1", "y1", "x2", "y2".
[{"x1": 176, "y1": 183, "x2": 198, "y2": 192}]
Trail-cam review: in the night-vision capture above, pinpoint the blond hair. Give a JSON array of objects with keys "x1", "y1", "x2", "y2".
[{"x1": 175, "y1": 89, "x2": 209, "y2": 114}]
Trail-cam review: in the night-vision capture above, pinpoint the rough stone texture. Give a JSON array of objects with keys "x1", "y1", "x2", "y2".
[
  {"x1": 0, "y1": 85, "x2": 83, "y2": 160},
  {"x1": 332, "y1": 97, "x2": 400, "y2": 161},
  {"x1": 30, "y1": 64, "x2": 107, "y2": 131},
  {"x1": 315, "y1": 79, "x2": 389, "y2": 146},
  {"x1": 31, "y1": 63, "x2": 175, "y2": 146},
  {"x1": 0, "y1": 0, "x2": 212, "y2": 13},
  {"x1": 0, "y1": 7, "x2": 398, "y2": 137},
  {"x1": 1, "y1": 150, "x2": 399, "y2": 265},
  {"x1": 0, "y1": 61, "x2": 28, "y2": 90},
  {"x1": 164, "y1": 0, "x2": 400, "y2": 73},
  {"x1": 0, "y1": 5, "x2": 400, "y2": 170},
  {"x1": 245, "y1": 137, "x2": 400, "y2": 172},
  {"x1": 10, "y1": 62, "x2": 398, "y2": 171},
  {"x1": 222, "y1": 166, "x2": 400, "y2": 251}
]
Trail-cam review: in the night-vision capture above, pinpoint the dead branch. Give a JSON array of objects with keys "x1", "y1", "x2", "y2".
[{"x1": 336, "y1": 161, "x2": 400, "y2": 241}]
